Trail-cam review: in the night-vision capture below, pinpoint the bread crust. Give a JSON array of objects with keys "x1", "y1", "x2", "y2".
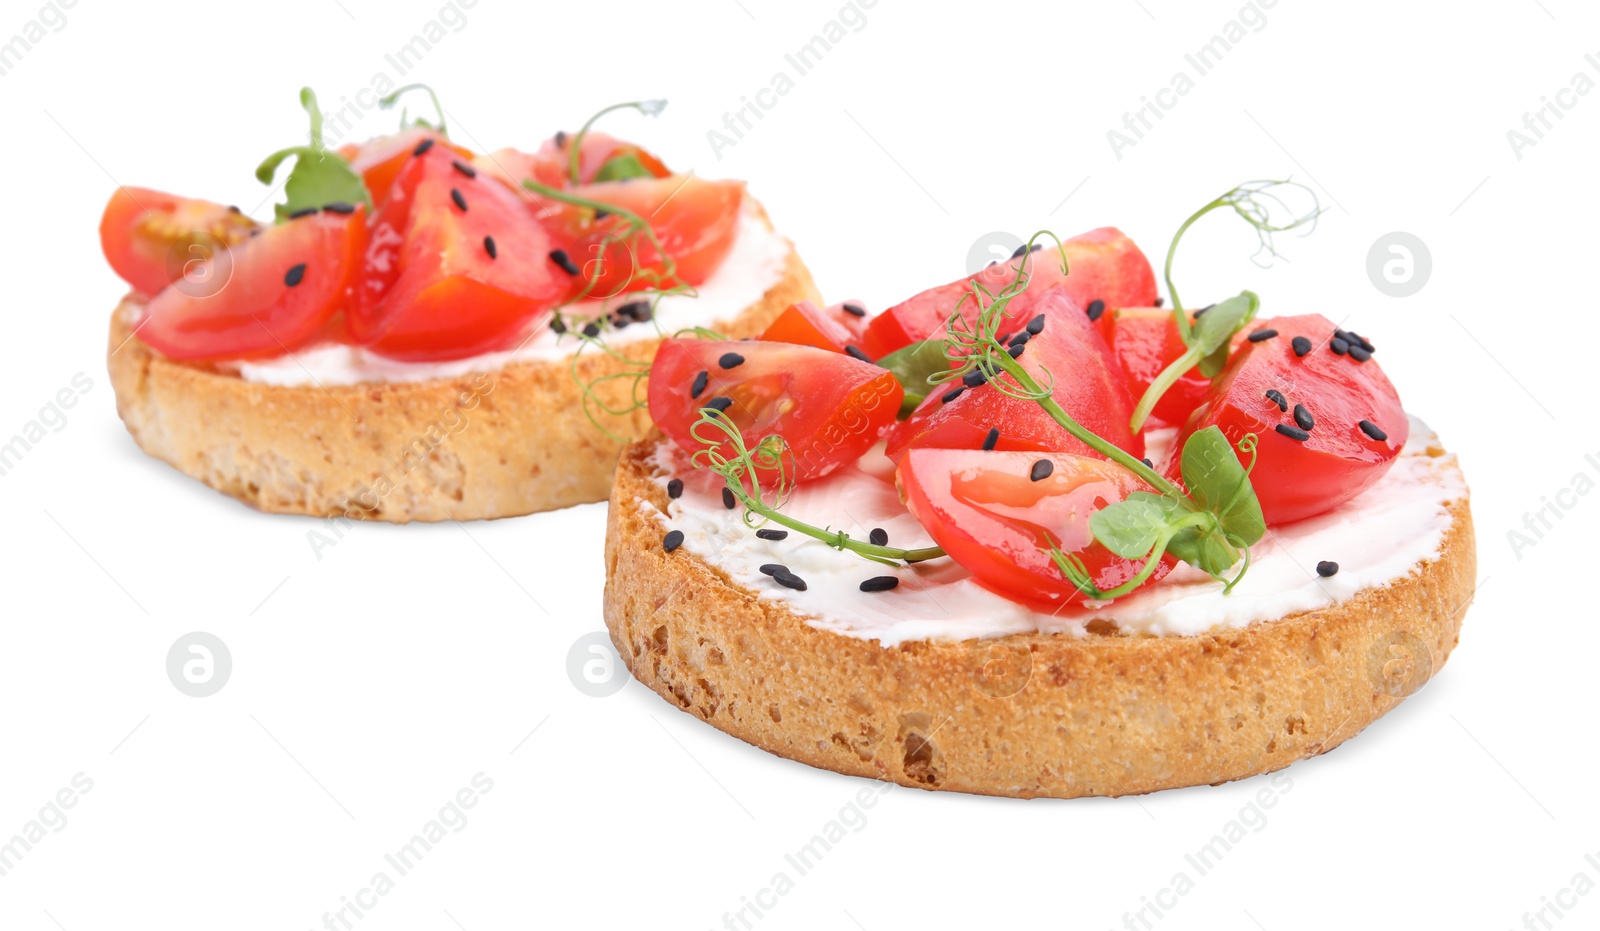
[
  {"x1": 603, "y1": 439, "x2": 1476, "y2": 799},
  {"x1": 106, "y1": 223, "x2": 819, "y2": 523}
]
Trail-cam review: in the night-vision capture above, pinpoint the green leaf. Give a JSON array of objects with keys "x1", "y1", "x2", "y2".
[
  {"x1": 593, "y1": 151, "x2": 654, "y2": 183},
  {"x1": 1167, "y1": 525, "x2": 1241, "y2": 577},
  {"x1": 1188, "y1": 290, "x2": 1259, "y2": 377},
  {"x1": 875, "y1": 340, "x2": 949, "y2": 417},
  {"x1": 1090, "y1": 492, "x2": 1180, "y2": 558},
  {"x1": 256, "y1": 88, "x2": 372, "y2": 222},
  {"x1": 1179, "y1": 426, "x2": 1266, "y2": 547}
]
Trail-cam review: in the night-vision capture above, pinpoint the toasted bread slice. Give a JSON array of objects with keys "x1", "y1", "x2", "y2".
[
  {"x1": 106, "y1": 207, "x2": 819, "y2": 522},
  {"x1": 603, "y1": 435, "x2": 1475, "y2": 799}
]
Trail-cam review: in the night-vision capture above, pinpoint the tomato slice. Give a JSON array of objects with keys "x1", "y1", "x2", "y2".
[
  {"x1": 759, "y1": 300, "x2": 859, "y2": 353},
  {"x1": 1109, "y1": 306, "x2": 1214, "y2": 428},
  {"x1": 898, "y1": 448, "x2": 1173, "y2": 609},
  {"x1": 340, "y1": 129, "x2": 474, "y2": 206},
  {"x1": 1180, "y1": 314, "x2": 1408, "y2": 525},
  {"x1": 100, "y1": 187, "x2": 259, "y2": 296},
  {"x1": 648, "y1": 338, "x2": 903, "y2": 482},
  {"x1": 476, "y1": 132, "x2": 672, "y2": 199},
  {"x1": 138, "y1": 210, "x2": 367, "y2": 361},
  {"x1": 884, "y1": 286, "x2": 1142, "y2": 463},
  {"x1": 349, "y1": 145, "x2": 564, "y2": 361},
  {"x1": 859, "y1": 226, "x2": 1157, "y2": 359}
]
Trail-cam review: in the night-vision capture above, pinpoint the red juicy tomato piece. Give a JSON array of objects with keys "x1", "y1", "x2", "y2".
[
  {"x1": 760, "y1": 300, "x2": 858, "y2": 353},
  {"x1": 139, "y1": 210, "x2": 367, "y2": 361},
  {"x1": 884, "y1": 286, "x2": 1143, "y2": 463},
  {"x1": 539, "y1": 176, "x2": 745, "y2": 300},
  {"x1": 350, "y1": 146, "x2": 564, "y2": 361},
  {"x1": 648, "y1": 339, "x2": 903, "y2": 482},
  {"x1": 340, "y1": 129, "x2": 474, "y2": 206},
  {"x1": 100, "y1": 188, "x2": 259, "y2": 296},
  {"x1": 859, "y1": 226, "x2": 1157, "y2": 359},
  {"x1": 898, "y1": 448, "x2": 1173, "y2": 609},
  {"x1": 829, "y1": 300, "x2": 871, "y2": 343},
  {"x1": 476, "y1": 132, "x2": 672, "y2": 197},
  {"x1": 1181, "y1": 314, "x2": 1408, "y2": 525},
  {"x1": 1110, "y1": 307, "x2": 1214, "y2": 428}
]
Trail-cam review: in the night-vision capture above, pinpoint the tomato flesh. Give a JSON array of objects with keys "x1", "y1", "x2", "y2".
[
  {"x1": 884, "y1": 286, "x2": 1142, "y2": 463},
  {"x1": 341, "y1": 129, "x2": 474, "y2": 206},
  {"x1": 648, "y1": 338, "x2": 902, "y2": 482},
  {"x1": 898, "y1": 448, "x2": 1172, "y2": 609},
  {"x1": 350, "y1": 146, "x2": 564, "y2": 360},
  {"x1": 859, "y1": 226, "x2": 1157, "y2": 359},
  {"x1": 100, "y1": 187, "x2": 259, "y2": 296},
  {"x1": 1110, "y1": 307, "x2": 1214, "y2": 428},
  {"x1": 760, "y1": 300, "x2": 858, "y2": 353},
  {"x1": 1181, "y1": 314, "x2": 1408, "y2": 524},
  {"x1": 139, "y1": 210, "x2": 366, "y2": 361}
]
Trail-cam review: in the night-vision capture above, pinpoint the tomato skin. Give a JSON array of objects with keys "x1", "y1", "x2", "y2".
[
  {"x1": 884, "y1": 286, "x2": 1143, "y2": 463},
  {"x1": 350, "y1": 147, "x2": 564, "y2": 361},
  {"x1": 139, "y1": 210, "x2": 367, "y2": 361},
  {"x1": 476, "y1": 133, "x2": 672, "y2": 200},
  {"x1": 859, "y1": 227, "x2": 1157, "y2": 359},
  {"x1": 100, "y1": 187, "x2": 258, "y2": 296},
  {"x1": 1110, "y1": 307, "x2": 1214, "y2": 427},
  {"x1": 898, "y1": 448, "x2": 1173, "y2": 609},
  {"x1": 648, "y1": 338, "x2": 902, "y2": 482},
  {"x1": 1181, "y1": 314, "x2": 1408, "y2": 525},
  {"x1": 760, "y1": 300, "x2": 858, "y2": 353},
  {"x1": 340, "y1": 129, "x2": 474, "y2": 206}
]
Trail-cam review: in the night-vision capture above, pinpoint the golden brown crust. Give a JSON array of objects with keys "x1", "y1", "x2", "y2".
[
  {"x1": 106, "y1": 222, "x2": 819, "y2": 523},
  {"x1": 603, "y1": 439, "x2": 1476, "y2": 799}
]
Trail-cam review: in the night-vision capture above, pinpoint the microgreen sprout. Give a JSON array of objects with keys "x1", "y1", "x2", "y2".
[
  {"x1": 255, "y1": 88, "x2": 372, "y2": 221},
  {"x1": 690, "y1": 409, "x2": 945, "y2": 566},
  {"x1": 378, "y1": 83, "x2": 449, "y2": 135},
  {"x1": 565, "y1": 99, "x2": 668, "y2": 185}
]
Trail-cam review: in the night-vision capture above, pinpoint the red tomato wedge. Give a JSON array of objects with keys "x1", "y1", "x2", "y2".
[
  {"x1": 898, "y1": 448, "x2": 1173, "y2": 609},
  {"x1": 1109, "y1": 306, "x2": 1214, "y2": 428},
  {"x1": 476, "y1": 132, "x2": 672, "y2": 199},
  {"x1": 648, "y1": 339, "x2": 902, "y2": 482},
  {"x1": 1180, "y1": 314, "x2": 1408, "y2": 524},
  {"x1": 340, "y1": 129, "x2": 474, "y2": 207},
  {"x1": 759, "y1": 300, "x2": 859, "y2": 353},
  {"x1": 884, "y1": 286, "x2": 1143, "y2": 463},
  {"x1": 350, "y1": 146, "x2": 564, "y2": 361},
  {"x1": 100, "y1": 187, "x2": 259, "y2": 296},
  {"x1": 859, "y1": 227, "x2": 1157, "y2": 360},
  {"x1": 138, "y1": 210, "x2": 367, "y2": 361}
]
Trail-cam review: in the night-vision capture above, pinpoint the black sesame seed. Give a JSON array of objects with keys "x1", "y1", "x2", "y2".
[
  {"x1": 322, "y1": 202, "x2": 356, "y2": 215},
  {"x1": 722, "y1": 487, "x2": 737, "y2": 510},
  {"x1": 982, "y1": 427, "x2": 1000, "y2": 451},
  {"x1": 1291, "y1": 336, "x2": 1313, "y2": 358},
  {"x1": 666, "y1": 478, "x2": 684, "y2": 499},
  {"x1": 1358, "y1": 419, "x2": 1388, "y2": 441},
  {"x1": 413, "y1": 138, "x2": 436, "y2": 157},
  {"x1": 1008, "y1": 331, "x2": 1031, "y2": 348},
  {"x1": 1007, "y1": 343, "x2": 1026, "y2": 359},
  {"x1": 1142, "y1": 458, "x2": 1153, "y2": 468},
  {"x1": 718, "y1": 351, "x2": 745, "y2": 370},
  {"x1": 451, "y1": 159, "x2": 477, "y2": 179},
  {"x1": 1030, "y1": 459, "x2": 1053, "y2": 482},
  {"x1": 1026, "y1": 314, "x2": 1046, "y2": 336},
  {"x1": 450, "y1": 188, "x2": 468, "y2": 212},
  {"x1": 554, "y1": 131, "x2": 567, "y2": 147},
  {"x1": 1348, "y1": 344, "x2": 1371, "y2": 362},
  {"x1": 1154, "y1": 296, "x2": 1164, "y2": 308},
  {"x1": 287, "y1": 207, "x2": 319, "y2": 220},
  {"x1": 581, "y1": 322, "x2": 600, "y2": 338},
  {"x1": 663, "y1": 530, "x2": 685, "y2": 553},
  {"x1": 1293, "y1": 404, "x2": 1315, "y2": 431},
  {"x1": 550, "y1": 317, "x2": 567, "y2": 334},
  {"x1": 756, "y1": 528, "x2": 788, "y2": 541},
  {"x1": 616, "y1": 300, "x2": 652, "y2": 321},
  {"x1": 284, "y1": 263, "x2": 307, "y2": 287},
  {"x1": 772, "y1": 571, "x2": 807, "y2": 591},
  {"x1": 1194, "y1": 304, "x2": 1215, "y2": 318},
  {"x1": 996, "y1": 332, "x2": 1013, "y2": 347},
  {"x1": 1347, "y1": 331, "x2": 1375, "y2": 353},
  {"x1": 962, "y1": 369, "x2": 988, "y2": 388},
  {"x1": 845, "y1": 344, "x2": 874, "y2": 363},
  {"x1": 1010, "y1": 243, "x2": 1029, "y2": 258},
  {"x1": 1247, "y1": 328, "x2": 1278, "y2": 343},
  {"x1": 758, "y1": 563, "x2": 787, "y2": 577},
  {"x1": 860, "y1": 576, "x2": 900, "y2": 593},
  {"x1": 549, "y1": 249, "x2": 581, "y2": 276},
  {"x1": 705, "y1": 396, "x2": 734, "y2": 415},
  {"x1": 1316, "y1": 560, "x2": 1339, "y2": 578},
  {"x1": 941, "y1": 387, "x2": 965, "y2": 404},
  {"x1": 227, "y1": 204, "x2": 242, "y2": 214},
  {"x1": 1086, "y1": 299, "x2": 1106, "y2": 321},
  {"x1": 1330, "y1": 336, "x2": 1349, "y2": 356},
  {"x1": 1265, "y1": 389, "x2": 1288, "y2": 412},
  {"x1": 841, "y1": 302, "x2": 867, "y2": 318},
  {"x1": 593, "y1": 209, "x2": 609, "y2": 221},
  {"x1": 483, "y1": 235, "x2": 497, "y2": 259},
  {"x1": 869, "y1": 528, "x2": 889, "y2": 546},
  {"x1": 1275, "y1": 423, "x2": 1311, "y2": 442},
  {"x1": 690, "y1": 370, "x2": 709, "y2": 399}
]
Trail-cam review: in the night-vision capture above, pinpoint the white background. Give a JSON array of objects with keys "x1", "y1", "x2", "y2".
[{"x1": 0, "y1": 0, "x2": 1595, "y2": 928}]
